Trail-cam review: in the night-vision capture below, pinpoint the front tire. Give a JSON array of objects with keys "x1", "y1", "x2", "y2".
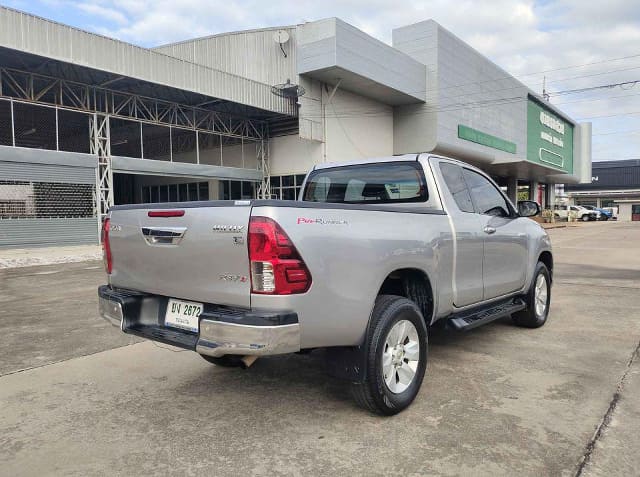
[
  {"x1": 512, "y1": 262, "x2": 551, "y2": 328},
  {"x1": 351, "y1": 295, "x2": 428, "y2": 415}
]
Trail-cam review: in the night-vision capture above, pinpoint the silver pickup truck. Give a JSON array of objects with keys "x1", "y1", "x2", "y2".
[{"x1": 98, "y1": 154, "x2": 552, "y2": 415}]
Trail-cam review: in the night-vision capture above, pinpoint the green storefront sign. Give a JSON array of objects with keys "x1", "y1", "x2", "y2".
[
  {"x1": 457, "y1": 125, "x2": 517, "y2": 154},
  {"x1": 527, "y1": 97, "x2": 573, "y2": 174}
]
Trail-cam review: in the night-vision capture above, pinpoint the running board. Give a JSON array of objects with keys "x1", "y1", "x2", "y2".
[{"x1": 448, "y1": 298, "x2": 527, "y2": 331}]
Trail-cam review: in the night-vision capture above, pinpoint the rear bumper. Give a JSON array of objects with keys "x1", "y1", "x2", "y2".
[{"x1": 98, "y1": 285, "x2": 300, "y2": 357}]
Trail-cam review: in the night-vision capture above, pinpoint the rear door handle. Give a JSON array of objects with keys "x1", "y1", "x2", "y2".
[
  {"x1": 484, "y1": 226, "x2": 496, "y2": 235},
  {"x1": 141, "y1": 226, "x2": 187, "y2": 245}
]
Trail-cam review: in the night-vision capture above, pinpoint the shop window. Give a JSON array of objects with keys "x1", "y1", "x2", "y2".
[
  {"x1": 270, "y1": 174, "x2": 305, "y2": 200},
  {"x1": 179, "y1": 184, "x2": 188, "y2": 201},
  {"x1": 220, "y1": 180, "x2": 257, "y2": 200},
  {"x1": 142, "y1": 181, "x2": 209, "y2": 203}
]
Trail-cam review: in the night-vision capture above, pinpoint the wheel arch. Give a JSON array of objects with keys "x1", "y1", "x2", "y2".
[
  {"x1": 538, "y1": 250, "x2": 553, "y2": 283},
  {"x1": 326, "y1": 268, "x2": 435, "y2": 384},
  {"x1": 376, "y1": 268, "x2": 435, "y2": 325}
]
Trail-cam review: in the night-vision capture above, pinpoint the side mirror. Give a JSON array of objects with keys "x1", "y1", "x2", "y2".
[{"x1": 518, "y1": 200, "x2": 540, "y2": 217}]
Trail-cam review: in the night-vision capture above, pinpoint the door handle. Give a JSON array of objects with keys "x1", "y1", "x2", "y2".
[
  {"x1": 484, "y1": 226, "x2": 496, "y2": 234},
  {"x1": 141, "y1": 226, "x2": 187, "y2": 245}
]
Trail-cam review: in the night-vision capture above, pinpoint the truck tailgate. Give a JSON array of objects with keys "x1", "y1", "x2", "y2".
[{"x1": 108, "y1": 202, "x2": 251, "y2": 308}]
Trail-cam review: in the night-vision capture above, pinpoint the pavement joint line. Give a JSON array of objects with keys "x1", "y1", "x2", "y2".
[
  {"x1": 555, "y1": 281, "x2": 640, "y2": 290},
  {"x1": 574, "y1": 339, "x2": 640, "y2": 476},
  {"x1": 0, "y1": 341, "x2": 141, "y2": 379}
]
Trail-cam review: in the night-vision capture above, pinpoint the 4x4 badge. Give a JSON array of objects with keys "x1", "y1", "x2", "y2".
[{"x1": 212, "y1": 225, "x2": 244, "y2": 233}]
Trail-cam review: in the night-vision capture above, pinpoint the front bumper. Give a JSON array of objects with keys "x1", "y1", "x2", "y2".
[{"x1": 98, "y1": 285, "x2": 300, "y2": 357}]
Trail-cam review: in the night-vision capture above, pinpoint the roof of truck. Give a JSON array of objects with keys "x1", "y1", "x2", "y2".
[{"x1": 312, "y1": 154, "x2": 421, "y2": 170}]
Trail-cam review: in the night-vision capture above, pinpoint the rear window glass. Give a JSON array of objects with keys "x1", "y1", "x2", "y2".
[{"x1": 302, "y1": 162, "x2": 428, "y2": 204}]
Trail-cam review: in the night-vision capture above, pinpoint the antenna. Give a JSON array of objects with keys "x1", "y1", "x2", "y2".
[
  {"x1": 543, "y1": 75, "x2": 550, "y2": 101},
  {"x1": 271, "y1": 79, "x2": 305, "y2": 100},
  {"x1": 273, "y1": 30, "x2": 290, "y2": 58}
]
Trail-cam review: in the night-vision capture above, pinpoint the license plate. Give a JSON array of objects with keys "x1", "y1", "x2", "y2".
[{"x1": 165, "y1": 298, "x2": 203, "y2": 332}]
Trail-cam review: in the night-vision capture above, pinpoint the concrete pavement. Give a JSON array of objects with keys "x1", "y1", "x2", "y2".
[
  {"x1": 0, "y1": 244, "x2": 102, "y2": 269},
  {"x1": 0, "y1": 261, "x2": 139, "y2": 375},
  {"x1": 0, "y1": 221, "x2": 638, "y2": 476}
]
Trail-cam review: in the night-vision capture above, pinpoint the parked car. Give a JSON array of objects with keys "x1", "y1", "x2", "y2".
[
  {"x1": 98, "y1": 154, "x2": 553, "y2": 415},
  {"x1": 602, "y1": 207, "x2": 618, "y2": 220},
  {"x1": 581, "y1": 205, "x2": 612, "y2": 221},
  {"x1": 554, "y1": 204, "x2": 597, "y2": 221}
]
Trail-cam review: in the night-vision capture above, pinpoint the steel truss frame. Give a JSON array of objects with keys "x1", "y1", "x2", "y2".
[
  {"x1": 0, "y1": 66, "x2": 274, "y2": 215},
  {"x1": 89, "y1": 114, "x2": 112, "y2": 220}
]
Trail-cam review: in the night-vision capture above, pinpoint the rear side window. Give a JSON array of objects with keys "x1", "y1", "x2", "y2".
[
  {"x1": 440, "y1": 163, "x2": 474, "y2": 213},
  {"x1": 303, "y1": 162, "x2": 427, "y2": 204}
]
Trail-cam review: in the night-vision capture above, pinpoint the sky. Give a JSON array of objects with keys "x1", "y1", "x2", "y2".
[{"x1": 3, "y1": 0, "x2": 640, "y2": 161}]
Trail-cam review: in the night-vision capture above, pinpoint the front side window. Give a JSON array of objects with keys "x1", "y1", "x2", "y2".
[
  {"x1": 303, "y1": 162, "x2": 427, "y2": 204},
  {"x1": 462, "y1": 169, "x2": 511, "y2": 217},
  {"x1": 440, "y1": 163, "x2": 474, "y2": 213}
]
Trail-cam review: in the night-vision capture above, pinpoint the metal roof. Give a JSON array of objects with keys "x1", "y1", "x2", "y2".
[
  {"x1": 0, "y1": 6, "x2": 295, "y2": 117},
  {"x1": 154, "y1": 25, "x2": 297, "y2": 49}
]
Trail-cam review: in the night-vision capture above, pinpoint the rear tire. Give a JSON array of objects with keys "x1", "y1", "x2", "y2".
[
  {"x1": 351, "y1": 295, "x2": 428, "y2": 415},
  {"x1": 512, "y1": 262, "x2": 551, "y2": 328},
  {"x1": 200, "y1": 354, "x2": 247, "y2": 368}
]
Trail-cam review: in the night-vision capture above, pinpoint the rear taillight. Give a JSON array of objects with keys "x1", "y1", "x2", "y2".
[
  {"x1": 248, "y1": 216, "x2": 311, "y2": 295},
  {"x1": 102, "y1": 218, "x2": 113, "y2": 274}
]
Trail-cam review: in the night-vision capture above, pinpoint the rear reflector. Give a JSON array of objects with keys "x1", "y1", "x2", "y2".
[
  {"x1": 248, "y1": 216, "x2": 311, "y2": 295},
  {"x1": 101, "y1": 218, "x2": 113, "y2": 274},
  {"x1": 148, "y1": 210, "x2": 185, "y2": 217}
]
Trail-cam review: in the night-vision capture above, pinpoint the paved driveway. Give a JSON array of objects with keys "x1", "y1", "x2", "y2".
[{"x1": 1, "y1": 222, "x2": 638, "y2": 476}]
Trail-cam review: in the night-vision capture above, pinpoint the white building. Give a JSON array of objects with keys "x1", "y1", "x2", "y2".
[{"x1": 0, "y1": 8, "x2": 591, "y2": 247}]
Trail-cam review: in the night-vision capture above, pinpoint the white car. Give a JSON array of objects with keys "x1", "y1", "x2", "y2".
[{"x1": 554, "y1": 205, "x2": 597, "y2": 222}]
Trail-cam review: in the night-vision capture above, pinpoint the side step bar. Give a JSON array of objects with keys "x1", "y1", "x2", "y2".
[{"x1": 448, "y1": 298, "x2": 527, "y2": 331}]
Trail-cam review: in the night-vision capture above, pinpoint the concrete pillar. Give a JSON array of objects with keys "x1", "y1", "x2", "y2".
[
  {"x1": 529, "y1": 180, "x2": 539, "y2": 202},
  {"x1": 506, "y1": 176, "x2": 518, "y2": 204},
  {"x1": 208, "y1": 180, "x2": 221, "y2": 200},
  {"x1": 548, "y1": 184, "x2": 556, "y2": 206}
]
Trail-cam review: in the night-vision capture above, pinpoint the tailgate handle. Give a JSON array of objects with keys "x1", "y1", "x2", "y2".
[{"x1": 141, "y1": 227, "x2": 187, "y2": 245}]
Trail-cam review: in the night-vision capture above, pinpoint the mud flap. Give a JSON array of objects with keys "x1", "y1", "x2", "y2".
[{"x1": 325, "y1": 345, "x2": 368, "y2": 383}]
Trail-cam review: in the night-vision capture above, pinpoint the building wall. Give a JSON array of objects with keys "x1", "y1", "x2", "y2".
[
  {"x1": 392, "y1": 20, "x2": 528, "y2": 163},
  {"x1": 618, "y1": 203, "x2": 633, "y2": 222},
  {"x1": 270, "y1": 86, "x2": 393, "y2": 175},
  {"x1": 298, "y1": 76, "x2": 325, "y2": 142},
  {"x1": 269, "y1": 134, "x2": 322, "y2": 176},
  {"x1": 435, "y1": 24, "x2": 528, "y2": 164},
  {"x1": 391, "y1": 20, "x2": 439, "y2": 155},
  {"x1": 612, "y1": 201, "x2": 640, "y2": 221},
  {"x1": 325, "y1": 87, "x2": 394, "y2": 162}
]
